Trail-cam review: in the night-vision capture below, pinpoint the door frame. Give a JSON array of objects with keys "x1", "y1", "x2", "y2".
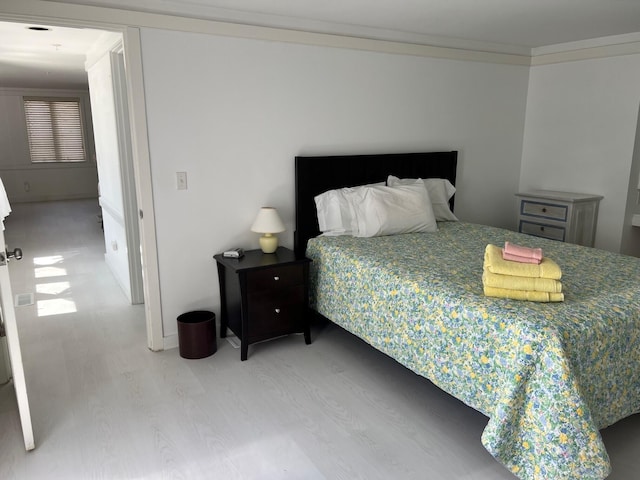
[
  {"x1": 119, "y1": 27, "x2": 163, "y2": 350},
  {"x1": 111, "y1": 43, "x2": 145, "y2": 306},
  {"x1": 0, "y1": 12, "x2": 164, "y2": 351}
]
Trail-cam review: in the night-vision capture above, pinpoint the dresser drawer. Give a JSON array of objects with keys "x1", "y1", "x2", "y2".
[
  {"x1": 520, "y1": 200, "x2": 568, "y2": 222},
  {"x1": 246, "y1": 264, "x2": 304, "y2": 291},
  {"x1": 519, "y1": 221, "x2": 565, "y2": 242},
  {"x1": 516, "y1": 191, "x2": 602, "y2": 248},
  {"x1": 248, "y1": 286, "x2": 305, "y2": 340}
]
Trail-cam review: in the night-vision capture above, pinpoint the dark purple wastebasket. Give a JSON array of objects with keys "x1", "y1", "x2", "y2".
[{"x1": 177, "y1": 311, "x2": 217, "y2": 359}]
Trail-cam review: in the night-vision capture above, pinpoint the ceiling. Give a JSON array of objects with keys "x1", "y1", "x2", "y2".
[
  {"x1": 0, "y1": 21, "x2": 108, "y2": 89},
  {"x1": 1, "y1": 0, "x2": 640, "y2": 88}
]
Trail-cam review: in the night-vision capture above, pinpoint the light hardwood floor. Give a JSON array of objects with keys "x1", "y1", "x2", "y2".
[{"x1": 0, "y1": 199, "x2": 638, "y2": 479}]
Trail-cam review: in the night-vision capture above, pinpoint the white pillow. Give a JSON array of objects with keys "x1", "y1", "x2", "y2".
[
  {"x1": 348, "y1": 181, "x2": 437, "y2": 237},
  {"x1": 387, "y1": 175, "x2": 458, "y2": 221},
  {"x1": 314, "y1": 182, "x2": 384, "y2": 236}
]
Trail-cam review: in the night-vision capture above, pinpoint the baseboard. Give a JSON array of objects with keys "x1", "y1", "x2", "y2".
[{"x1": 12, "y1": 194, "x2": 98, "y2": 204}]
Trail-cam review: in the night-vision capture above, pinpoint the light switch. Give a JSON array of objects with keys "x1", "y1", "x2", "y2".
[{"x1": 176, "y1": 171, "x2": 187, "y2": 190}]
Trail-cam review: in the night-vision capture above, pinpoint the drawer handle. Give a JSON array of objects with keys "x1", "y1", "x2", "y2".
[
  {"x1": 540, "y1": 226, "x2": 545, "y2": 232},
  {"x1": 542, "y1": 207, "x2": 547, "y2": 213},
  {"x1": 274, "y1": 308, "x2": 281, "y2": 314},
  {"x1": 273, "y1": 276, "x2": 280, "y2": 281}
]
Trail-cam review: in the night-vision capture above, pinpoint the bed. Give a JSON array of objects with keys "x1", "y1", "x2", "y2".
[{"x1": 294, "y1": 151, "x2": 640, "y2": 480}]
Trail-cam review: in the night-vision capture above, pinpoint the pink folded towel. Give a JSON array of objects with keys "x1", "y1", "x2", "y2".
[
  {"x1": 503, "y1": 242, "x2": 543, "y2": 264},
  {"x1": 502, "y1": 250, "x2": 542, "y2": 264}
]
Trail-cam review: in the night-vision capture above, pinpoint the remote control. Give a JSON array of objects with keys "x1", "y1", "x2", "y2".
[{"x1": 223, "y1": 248, "x2": 244, "y2": 258}]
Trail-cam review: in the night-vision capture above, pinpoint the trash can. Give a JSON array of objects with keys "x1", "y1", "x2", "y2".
[{"x1": 177, "y1": 311, "x2": 217, "y2": 359}]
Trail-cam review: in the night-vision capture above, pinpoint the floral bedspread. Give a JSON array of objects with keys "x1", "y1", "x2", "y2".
[{"x1": 306, "y1": 222, "x2": 640, "y2": 479}]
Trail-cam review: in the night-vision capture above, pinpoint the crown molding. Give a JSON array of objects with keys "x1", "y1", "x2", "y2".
[
  {"x1": 0, "y1": 86, "x2": 89, "y2": 95},
  {"x1": 3, "y1": 0, "x2": 640, "y2": 67},
  {"x1": 531, "y1": 33, "x2": 640, "y2": 65},
  {"x1": 48, "y1": 0, "x2": 535, "y2": 56},
  {"x1": 0, "y1": 0, "x2": 531, "y2": 65}
]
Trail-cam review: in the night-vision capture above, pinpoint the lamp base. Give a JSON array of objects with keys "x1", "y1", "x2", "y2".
[{"x1": 259, "y1": 233, "x2": 278, "y2": 254}]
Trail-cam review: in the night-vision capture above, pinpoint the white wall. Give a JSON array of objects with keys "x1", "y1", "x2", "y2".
[
  {"x1": 138, "y1": 28, "x2": 530, "y2": 341},
  {"x1": 520, "y1": 54, "x2": 640, "y2": 252},
  {"x1": 0, "y1": 88, "x2": 98, "y2": 203}
]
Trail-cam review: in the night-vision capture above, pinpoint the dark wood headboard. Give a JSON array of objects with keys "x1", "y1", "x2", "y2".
[{"x1": 294, "y1": 151, "x2": 458, "y2": 256}]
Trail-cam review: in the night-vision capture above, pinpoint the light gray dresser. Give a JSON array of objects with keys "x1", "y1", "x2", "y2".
[{"x1": 515, "y1": 190, "x2": 603, "y2": 247}]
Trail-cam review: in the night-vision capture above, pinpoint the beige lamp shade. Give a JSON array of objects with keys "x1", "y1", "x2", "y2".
[{"x1": 251, "y1": 207, "x2": 285, "y2": 253}]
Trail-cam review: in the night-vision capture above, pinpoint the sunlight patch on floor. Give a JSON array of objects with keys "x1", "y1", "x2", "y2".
[
  {"x1": 36, "y1": 298, "x2": 77, "y2": 316},
  {"x1": 33, "y1": 256, "x2": 76, "y2": 316},
  {"x1": 33, "y1": 255, "x2": 65, "y2": 266},
  {"x1": 36, "y1": 281, "x2": 70, "y2": 296},
  {"x1": 34, "y1": 266, "x2": 67, "y2": 278}
]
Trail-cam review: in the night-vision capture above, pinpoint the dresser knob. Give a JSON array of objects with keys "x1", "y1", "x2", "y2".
[
  {"x1": 273, "y1": 276, "x2": 280, "y2": 281},
  {"x1": 274, "y1": 308, "x2": 281, "y2": 314},
  {"x1": 542, "y1": 207, "x2": 547, "y2": 213},
  {"x1": 540, "y1": 226, "x2": 545, "y2": 232}
]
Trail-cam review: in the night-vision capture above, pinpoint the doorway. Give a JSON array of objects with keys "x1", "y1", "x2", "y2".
[{"x1": 0, "y1": 18, "x2": 163, "y2": 351}]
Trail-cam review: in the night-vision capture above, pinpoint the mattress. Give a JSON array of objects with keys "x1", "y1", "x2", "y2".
[{"x1": 306, "y1": 222, "x2": 640, "y2": 480}]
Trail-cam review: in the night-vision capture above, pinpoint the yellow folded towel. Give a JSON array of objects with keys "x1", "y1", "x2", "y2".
[
  {"x1": 484, "y1": 244, "x2": 562, "y2": 280},
  {"x1": 482, "y1": 269, "x2": 562, "y2": 293},
  {"x1": 483, "y1": 285, "x2": 564, "y2": 302}
]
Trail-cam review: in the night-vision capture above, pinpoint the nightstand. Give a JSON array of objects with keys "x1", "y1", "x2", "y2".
[
  {"x1": 214, "y1": 247, "x2": 312, "y2": 360},
  {"x1": 515, "y1": 190, "x2": 603, "y2": 247}
]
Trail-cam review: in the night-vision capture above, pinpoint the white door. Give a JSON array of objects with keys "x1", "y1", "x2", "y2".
[{"x1": 0, "y1": 229, "x2": 34, "y2": 450}]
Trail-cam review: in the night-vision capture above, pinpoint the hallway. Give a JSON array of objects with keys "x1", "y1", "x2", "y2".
[{"x1": 0, "y1": 199, "x2": 148, "y2": 477}]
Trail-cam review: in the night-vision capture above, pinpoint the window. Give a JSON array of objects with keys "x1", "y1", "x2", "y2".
[{"x1": 23, "y1": 97, "x2": 87, "y2": 163}]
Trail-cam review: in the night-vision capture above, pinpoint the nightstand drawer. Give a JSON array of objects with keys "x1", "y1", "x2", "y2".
[
  {"x1": 519, "y1": 221, "x2": 565, "y2": 241},
  {"x1": 248, "y1": 286, "x2": 305, "y2": 339},
  {"x1": 520, "y1": 200, "x2": 567, "y2": 221},
  {"x1": 247, "y1": 264, "x2": 304, "y2": 291}
]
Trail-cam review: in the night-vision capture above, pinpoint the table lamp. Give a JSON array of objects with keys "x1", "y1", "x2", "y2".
[{"x1": 250, "y1": 207, "x2": 285, "y2": 253}]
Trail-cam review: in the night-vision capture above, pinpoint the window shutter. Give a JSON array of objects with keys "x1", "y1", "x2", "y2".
[{"x1": 23, "y1": 98, "x2": 87, "y2": 163}]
